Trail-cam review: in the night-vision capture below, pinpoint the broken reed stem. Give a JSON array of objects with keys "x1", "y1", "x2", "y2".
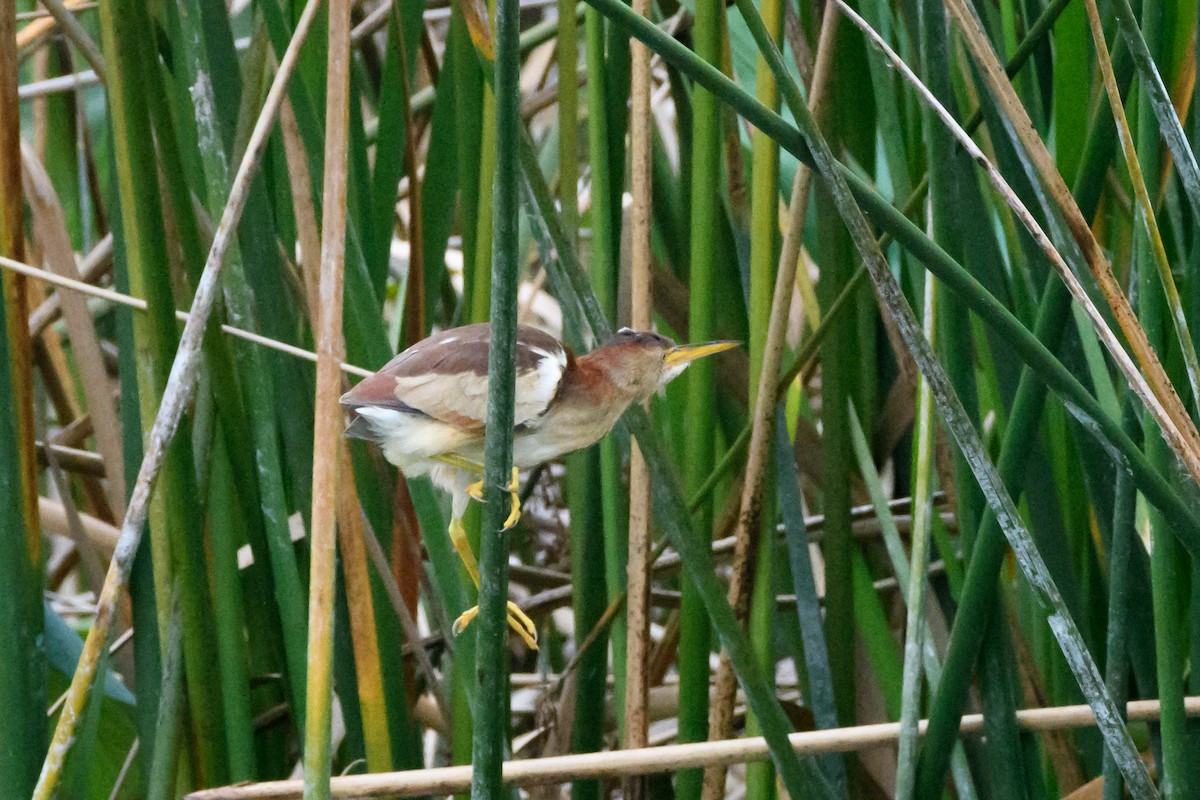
[
  {"x1": 302, "y1": 0, "x2": 351, "y2": 788},
  {"x1": 31, "y1": 0, "x2": 325, "y2": 793},
  {"x1": 624, "y1": 0, "x2": 652, "y2": 760},
  {"x1": 0, "y1": 253, "x2": 372, "y2": 377},
  {"x1": 186, "y1": 697, "x2": 1200, "y2": 800},
  {"x1": 35, "y1": 0, "x2": 106, "y2": 80}
]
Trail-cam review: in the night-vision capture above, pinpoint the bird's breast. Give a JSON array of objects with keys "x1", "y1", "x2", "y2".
[{"x1": 510, "y1": 393, "x2": 627, "y2": 467}]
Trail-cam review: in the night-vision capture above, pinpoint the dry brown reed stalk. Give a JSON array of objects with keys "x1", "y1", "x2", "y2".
[
  {"x1": 302, "y1": 0, "x2": 352, "y2": 786},
  {"x1": 30, "y1": 0, "x2": 326, "y2": 792},
  {"x1": 187, "y1": 697, "x2": 1200, "y2": 800},
  {"x1": 624, "y1": 0, "x2": 653, "y2": 761},
  {"x1": 21, "y1": 141, "x2": 126, "y2": 511},
  {"x1": 703, "y1": 6, "x2": 839, "y2": 790},
  {"x1": 280, "y1": 99, "x2": 322, "y2": 318},
  {"x1": 939, "y1": 0, "x2": 1200, "y2": 491}
]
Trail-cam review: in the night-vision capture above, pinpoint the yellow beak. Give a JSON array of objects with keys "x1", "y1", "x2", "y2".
[{"x1": 663, "y1": 340, "x2": 740, "y2": 368}]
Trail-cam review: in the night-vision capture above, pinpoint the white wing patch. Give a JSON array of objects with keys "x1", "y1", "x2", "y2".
[
  {"x1": 391, "y1": 342, "x2": 565, "y2": 429},
  {"x1": 514, "y1": 346, "x2": 566, "y2": 425}
]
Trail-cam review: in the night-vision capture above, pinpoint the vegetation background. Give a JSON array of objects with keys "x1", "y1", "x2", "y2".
[{"x1": 6, "y1": 0, "x2": 1200, "y2": 797}]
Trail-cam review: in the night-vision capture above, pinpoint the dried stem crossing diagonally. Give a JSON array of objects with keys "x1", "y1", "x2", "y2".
[
  {"x1": 1080, "y1": 0, "x2": 1200, "y2": 412},
  {"x1": 187, "y1": 697, "x2": 1200, "y2": 800},
  {"x1": 31, "y1": 0, "x2": 327, "y2": 794},
  {"x1": 0, "y1": 254, "x2": 372, "y2": 377},
  {"x1": 836, "y1": 0, "x2": 1194, "y2": 470}
]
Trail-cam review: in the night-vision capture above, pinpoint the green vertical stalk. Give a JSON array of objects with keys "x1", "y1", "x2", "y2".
[
  {"x1": 1138, "y1": 6, "x2": 1189, "y2": 792},
  {"x1": 102, "y1": 0, "x2": 231, "y2": 783},
  {"x1": 173, "y1": 0, "x2": 310, "y2": 735},
  {"x1": 847, "y1": 410, "x2": 976, "y2": 800},
  {"x1": 917, "y1": 0, "x2": 1022, "y2": 792},
  {"x1": 895, "y1": 279, "x2": 937, "y2": 800},
  {"x1": 0, "y1": 3, "x2": 42, "y2": 789},
  {"x1": 569, "y1": 0, "x2": 621, "y2": 778},
  {"x1": 469, "y1": 0, "x2": 522, "y2": 787},
  {"x1": 452, "y1": 4, "x2": 484, "y2": 319},
  {"x1": 147, "y1": 595, "x2": 185, "y2": 800},
  {"x1": 558, "y1": 0, "x2": 579, "y2": 237},
  {"x1": 563, "y1": 12, "x2": 609, "y2": 787},
  {"x1": 678, "y1": 0, "x2": 724, "y2": 791},
  {"x1": 100, "y1": 0, "x2": 180, "y2": 655},
  {"x1": 1102, "y1": 404, "x2": 1140, "y2": 800},
  {"x1": 568, "y1": 452, "x2": 607, "y2": 800},
  {"x1": 584, "y1": 0, "x2": 625, "y2": 738},
  {"x1": 815, "y1": 182, "x2": 855, "y2": 734},
  {"x1": 208, "y1": 436, "x2": 257, "y2": 781},
  {"x1": 470, "y1": 85, "x2": 498, "y2": 323},
  {"x1": 743, "y1": 0, "x2": 783, "y2": 795}
]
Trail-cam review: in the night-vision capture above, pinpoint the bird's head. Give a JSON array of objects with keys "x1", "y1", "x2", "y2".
[{"x1": 593, "y1": 328, "x2": 740, "y2": 401}]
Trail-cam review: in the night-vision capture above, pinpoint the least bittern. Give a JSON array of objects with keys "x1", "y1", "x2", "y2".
[{"x1": 340, "y1": 323, "x2": 737, "y2": 648}]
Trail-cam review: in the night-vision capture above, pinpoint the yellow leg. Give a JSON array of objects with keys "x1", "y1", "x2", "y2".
[
  {"x1": 447, "y1": 514, "x2": 539, "y2": 649},
  {"x1": 433, "y1": 453, "x2": 485, "y2": 474},
  {"x1": 448, "y1": 517, "x2": 481, "y2": 586},
  {"x1": 467, "y1": 466, "x2": 522, "y2": 530}
]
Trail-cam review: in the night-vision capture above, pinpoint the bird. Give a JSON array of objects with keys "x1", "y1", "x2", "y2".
[{"x1": 340, "y1": 323, "x2": 738, "y2": 649}]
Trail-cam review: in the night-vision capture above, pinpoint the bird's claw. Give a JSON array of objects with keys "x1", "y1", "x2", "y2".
[
  {"x1": 452, "y1": 601, "x2": 539, "y2": 650},
  {"x1": 466, "y1": 468, "x2": 523, "y2": 530}
]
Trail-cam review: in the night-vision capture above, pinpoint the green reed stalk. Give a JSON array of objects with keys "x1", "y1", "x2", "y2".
[
  {"x1": 584, "y1": 0, "x2": 627, "y2": 747},
  {"x1": 100, "y1": 0, "x2": 230, "y2": 785},
  {"x1": 1136, "y1": 7, "x2": 1190, "y2": 794},
  {"x1": 741, "y1": 0, "x2": 783, "y2": 794},
  {"x1": 208, "y1": 439, "x2": 257, "y2": 780},
  {"x1": 1102, "y1": 405, "x2": 1140, "y2": 800},
  {"x1": 678, "y1": 0, "x2": 725, "y2": 792},
  {"x1": 895, "y1": 278, "x2": 937, "y2": 800},
  {"x1": 469, "y1": 0, "x2": 521, "y2": 788},
  {"x1": 172, "y1": 0, "x2": 310, "y2": 735},
  {"x1": 568, "y1": 451, "x2": 607, "y2": 800}
]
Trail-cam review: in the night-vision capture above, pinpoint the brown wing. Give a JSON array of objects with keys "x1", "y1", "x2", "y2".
[{"x1": 340, "y1": 323, "x2": 568, "y2": 431}]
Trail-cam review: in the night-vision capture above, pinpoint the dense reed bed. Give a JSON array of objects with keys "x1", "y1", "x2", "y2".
[{"x1": 7, "y1": 0, "x2": 1200, "y2": 798}]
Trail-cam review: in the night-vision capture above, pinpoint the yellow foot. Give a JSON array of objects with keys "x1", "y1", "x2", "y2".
[
  {"x1": 467, "y1": 466, "x2": 522, "y2": 530},
  {"x1": 452, "y1": 601, "x2": 539, "y2": 650}
]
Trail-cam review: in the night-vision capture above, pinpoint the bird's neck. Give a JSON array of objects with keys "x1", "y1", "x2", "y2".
[{"x1": 568, "y1": 349, "x2": 644, "y2": 407}]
